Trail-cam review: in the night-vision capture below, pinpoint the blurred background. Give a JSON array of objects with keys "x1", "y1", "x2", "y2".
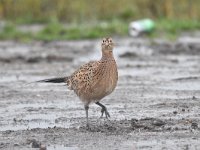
[{"x1": 0, "y1": 0, "x2": 200, "y2": 41}]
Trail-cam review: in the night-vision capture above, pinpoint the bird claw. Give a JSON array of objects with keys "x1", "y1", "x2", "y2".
[
  {"x1": 100, "y1": 108, "x2": 110, "y2": 118},
  {"x1": 86, "y1": 123, "x2": 90, "y2": 130}
]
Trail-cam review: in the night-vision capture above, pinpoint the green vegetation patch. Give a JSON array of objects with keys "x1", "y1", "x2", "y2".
[{"x1": 0, "y1": 19, "x2": 200, "y2": 41}]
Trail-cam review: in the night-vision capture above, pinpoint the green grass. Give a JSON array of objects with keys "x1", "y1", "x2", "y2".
[
  {"x1": 34, "y1": 19, "x2": 128, "y2": 41},
  {"x1": 154, "y1": 19, "x2": 200, "y2": 40},
  {"x1": 157, "y1": 19, "x2": 200, "y2": 33},
  {"x1": 0, "y1": 23, "x2": 32, "y2": 41},
  {"x1": 0, "y1": 19, "x2": 200, "y2": 41}
]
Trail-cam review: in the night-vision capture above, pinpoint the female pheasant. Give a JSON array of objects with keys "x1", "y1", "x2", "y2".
[{"x1": 37, "y1": 37, "x2": 118, "y2": 126}]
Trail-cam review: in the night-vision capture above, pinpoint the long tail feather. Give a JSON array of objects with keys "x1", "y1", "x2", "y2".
[{"x1": 36, "y1": 77, "x2": 67, "y2": 83}]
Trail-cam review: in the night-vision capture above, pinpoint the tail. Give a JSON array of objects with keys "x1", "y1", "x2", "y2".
[{"x1": 36, "y1": 77, "x2": 68, "y2": 83}]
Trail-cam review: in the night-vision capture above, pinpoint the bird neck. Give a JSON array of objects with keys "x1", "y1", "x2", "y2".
[{"x1": 101, "y1": 49, "x2": 114, "y2": 60}]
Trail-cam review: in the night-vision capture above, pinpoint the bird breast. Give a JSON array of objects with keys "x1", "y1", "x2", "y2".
[
  {"x1": 104, "y1": 60, "x2": 118, "y2": 94},
  {"x1": 91, "y1": 59, "x2": 118, "y2": 101}
]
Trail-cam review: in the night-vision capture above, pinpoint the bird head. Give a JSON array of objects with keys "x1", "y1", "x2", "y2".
[{"x1": 101, "y1": 37, "x2": 114, "y2": 51}]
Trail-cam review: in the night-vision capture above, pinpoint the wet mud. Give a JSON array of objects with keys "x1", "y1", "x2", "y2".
[{"x1": 0, "y1": 37, "x2": 200, "y2": 149}]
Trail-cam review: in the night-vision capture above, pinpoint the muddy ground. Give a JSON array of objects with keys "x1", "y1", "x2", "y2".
[{"x1": 0, "y1": 37, "x2": 200, "y2": 150}]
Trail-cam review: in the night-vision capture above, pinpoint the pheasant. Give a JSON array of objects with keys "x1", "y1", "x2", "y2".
[{"x1": 37, "y1": 37, "x2": 118, "y2": 126}]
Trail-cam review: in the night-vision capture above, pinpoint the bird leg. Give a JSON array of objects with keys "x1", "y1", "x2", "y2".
[
  {"x1": 95, "y1": 102, "x2": 110, "y2": 118},
  {"x1": 84, "y1": 105, "x2": 89, "y2": 127}
]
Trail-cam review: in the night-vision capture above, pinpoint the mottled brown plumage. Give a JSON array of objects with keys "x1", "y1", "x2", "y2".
[{"x1": 37, "y1": 37, "x2": 118, "y2": 126}]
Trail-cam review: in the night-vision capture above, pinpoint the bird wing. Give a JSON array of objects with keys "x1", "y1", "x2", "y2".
[{"x1": 67, "y1": 61, "x2": 101, "y2": 94}]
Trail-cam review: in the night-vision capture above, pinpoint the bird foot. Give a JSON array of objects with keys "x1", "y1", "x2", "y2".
[
  {"x1": 100, "y1": 108, "x2": 110, "y2": 118},
  {"x1": 86, "y1": 123, "x2": 90, "y2": 130}
]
